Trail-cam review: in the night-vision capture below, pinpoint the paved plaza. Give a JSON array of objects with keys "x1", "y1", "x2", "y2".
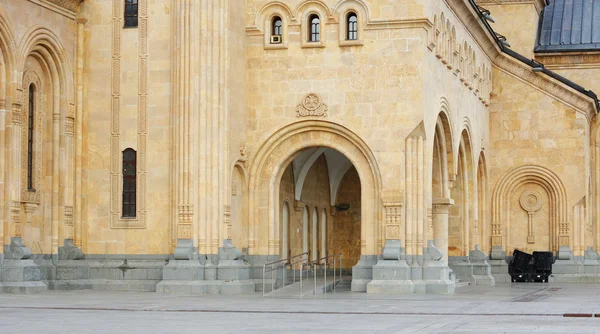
[{"x1": 1, "y1": 283, "x2": 600, "y2": 333}]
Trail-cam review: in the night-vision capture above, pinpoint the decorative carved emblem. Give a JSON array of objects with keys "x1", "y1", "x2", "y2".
[
  {"x1": 385, "y1": 225, "x2": 400, "y2": 240},
  {"x1": 520, "y1": 190, "x2": 543, "y2": 244},
  {"x1": 519, "y1": 190, "x2": 543, "y2": 212},
  {"x1": 296, "y1": 93, "x2": 328, "y2": 117}
]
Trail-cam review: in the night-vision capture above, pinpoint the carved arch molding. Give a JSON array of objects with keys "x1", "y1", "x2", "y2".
[
  {"x1": 21, "y1": 70, "x2": 44, "y2": 204},
  {"x1": 41, "y1": 0, "x2": 83, "y2": 12},
  {"x1": 491, "y1": 165, "x2": 569, "y2": 253}
]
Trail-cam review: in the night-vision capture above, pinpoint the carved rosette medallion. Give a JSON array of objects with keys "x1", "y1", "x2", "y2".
[
  {"x1": 296, "y1": 93, "x2": 328, "y2": 117},
  {"x1": 519, "y1": 190, "x2": 543, "y2": 244},
  {"x1": 519, "y1": 190, "x2": 543, "y2": 212}
]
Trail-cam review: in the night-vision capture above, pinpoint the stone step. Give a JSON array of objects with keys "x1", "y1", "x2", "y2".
[
  {"x1": 455, "y1": 281, "x2": 470, "y2": 288},
  {"x1": 1, "y1": 282, "x2": 48, "y2": 294},
  {"x1": 267, "y1": 278, "x2": 340, "y2": 297}
]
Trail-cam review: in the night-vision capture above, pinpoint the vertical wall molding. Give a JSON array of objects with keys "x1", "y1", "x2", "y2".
[{"x1": 110, "y1": 0, "x2": 148, "y2": 229}]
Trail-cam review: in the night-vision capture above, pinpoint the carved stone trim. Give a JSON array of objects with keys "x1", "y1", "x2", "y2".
[
  {"x1": 519, "y1": 190, "x2": 543, "y2": 212},
  {"x1": 65, "y1": 116, "x2": 74, "y2": 137},
  {"x1": 492, "y1": 165, "x2": 568, "y2": 253},
  {"x1": 445, "y1": 0, "x2": 596, "y2": 118},
  {"x1": 384, "y1": 204, "x2": 402, "y2": 240},
  {"x1": 296, "y1": 93, "x2": 328, "y2": 117},
  {"x1": 20, "y1": 70, "x2": 43, "y2": 204},
  {"x1": 110, "y1": 0, "x2": 148, "y2": 229},
  {"x1": 429, "y1": 11, "x2": 492, "y2": 106},
  {"x1": 475, "y1": 0, "x2": 547, "y2": 13}
]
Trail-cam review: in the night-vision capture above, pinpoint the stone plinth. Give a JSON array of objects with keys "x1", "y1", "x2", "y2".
[
  {"x1": 1, "y1": 259, "x2": 48, "y2": 293},
  {"x1": 366, "y1": 240, "x2": 414, "y2": 294},
  {"x1": 469, "y1": 246, "x2": 495, "y2": 286},
  {"x1": 351, "y1": 255, "x2": 377, "y2": 292},
  {"x1": 418, "y1": 240, "x2": 454, "y2": 294}
]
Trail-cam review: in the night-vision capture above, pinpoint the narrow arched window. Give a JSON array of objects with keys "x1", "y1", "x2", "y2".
[
  {"x1": 27, "y1": 84, "x2": 35, "y2": 190},
  {"x1": 309, "y1": 14, "x2": 320, "y2": 42},
  {"x1": 122, "y1": 148, "x2": 137, "y2": 217},
  {"x1": 271, "y1": 16, "x2": 283, "y2": 44},
  {"x1": 272, "y1": 16, "x2": 282, "y2": 36},
  {"x1": 347, "y1": 13, "x2": 358, "y2": 40},
  {"x1": 124, "y1": 0, "x2": 138, "y2": 28}
]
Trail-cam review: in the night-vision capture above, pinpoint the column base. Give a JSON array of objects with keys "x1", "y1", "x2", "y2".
[
  {"x1": 173, "y1": 239, "x2": 196, "y2": 260},
  {"x1": 58, "y1": 239, "x2": 84, "y2": 260},
  {"x1": 1, "y1": 259, "x2": 47, "y2": 294},
  {"x1": 367, "y1": 259, "x2": 414, "y2": 294},
  {"x1": 162, "y1": 260, "x2": 204, "y2": 280},
  {"x1": 351, "y1": 255, "x2": 377, "y2": 292}
]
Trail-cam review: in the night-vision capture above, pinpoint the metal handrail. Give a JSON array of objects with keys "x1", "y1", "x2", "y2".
[
  {"x1": 262, "y1": 252, "x2": 308, "y2": 296},
  {"x1": 300, "y1": 253, "x2": 343, "y2": 296}
]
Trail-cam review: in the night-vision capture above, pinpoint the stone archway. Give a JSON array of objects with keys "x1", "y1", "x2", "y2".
[
  {"x1": 431, "y1": 111, "x2": 454, "y2": 263},
  {"x1": 248, "y1": 120, "x2": 382, "y2": 259},
  {"x1": 492, "y1": 165, "x2": 568, "y2": 254}
]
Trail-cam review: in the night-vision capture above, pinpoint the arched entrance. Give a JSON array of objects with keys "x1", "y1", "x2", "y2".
[
  {"x1": 248, "y1": 120, "x2": 382, "y2": 271},
  {"x1": 278, "y1": 147, "x2": 362, "y2": 268}
]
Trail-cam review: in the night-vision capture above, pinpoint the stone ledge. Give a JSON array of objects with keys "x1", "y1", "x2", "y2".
[
  {"x1": 2, "y1": 281, "x2": 48, "y2": 294},
  {"x1": 156, "y1": 280, "x2": 255, "y2": 295}
]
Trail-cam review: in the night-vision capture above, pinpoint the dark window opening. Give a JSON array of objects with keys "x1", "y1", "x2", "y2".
[
  {"x1": 122, "y1": 148, "x2": 137, "y2": 218},
  {"x1": 272, "y1": 16, "x2": 282, "y2": 36},
  {"x1": 309, "y1": 14, "x2": 320, "y2": 42},
  {"x1": 347, "y1": 13, "x2": 358, "y2": 40},
  {"x1": 27, "y1": 84, "x2": 34, "y2": 190},
  {"x1": 124, "y1": 0, "x2": 138, "y2": 28}
]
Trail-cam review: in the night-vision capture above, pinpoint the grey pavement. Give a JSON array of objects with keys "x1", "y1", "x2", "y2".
[{"x1": 1, "y1": 283, "x2": 600, "y2": 333}]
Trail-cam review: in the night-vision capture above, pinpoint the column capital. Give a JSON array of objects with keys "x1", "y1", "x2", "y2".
[{"x1": 432, "y1": 198, "x2": 454, "y2": 214}]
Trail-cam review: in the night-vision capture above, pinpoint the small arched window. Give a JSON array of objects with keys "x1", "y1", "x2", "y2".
[
  {"x1": 272, "y1": 16, "x2": 282, "y2": 36},
  {"x1": 122, "y1": 148, "x2": 137, "y2": 217},
  {"x1": 270, "y1": 16, "x2": 283, "y2": 44},
  {"x1": 309, "y1": 14, "x2": 320, "y2": 42},
  {"x1": 124, "y1": 0, "x2": 138, "y2": 28},
  {"x1": 27, "y1": 84, "x2": 35, "y2": 190},
  {"x1": 347, "y1": 12, "x2": 358, "y2": 40}
]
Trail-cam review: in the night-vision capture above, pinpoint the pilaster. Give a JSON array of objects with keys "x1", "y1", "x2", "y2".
[
  {"x1": 172, "y1": 0, "x2": 200, "y2": 259},
  {"x1": 432, "y1": 198, "x2": 454, "y2": 264}
]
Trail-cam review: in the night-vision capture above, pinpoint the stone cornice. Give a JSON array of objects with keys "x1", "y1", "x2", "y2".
[
  {"x1": 536, "y1": 53, "x2": 600, "y2": 69},
  {"x1": 475, "y1": 0, "x2": 547, "y2": 13},
  {"x1": 29, "y1": 0, "x2": 83, "y2": 19},
  {"x1": 446, "y1": 0, "x2": 596, "y2": 121}
]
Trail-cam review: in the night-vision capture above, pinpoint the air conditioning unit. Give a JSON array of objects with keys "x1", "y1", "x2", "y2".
[{"x1": 270, "y1": 35, "x2": 282, "y2": 44}]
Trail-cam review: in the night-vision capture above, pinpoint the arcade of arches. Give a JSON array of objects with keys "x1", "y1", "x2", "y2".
[{"x1": 0, "y1": 0, "x2": 600, "y2": 294}]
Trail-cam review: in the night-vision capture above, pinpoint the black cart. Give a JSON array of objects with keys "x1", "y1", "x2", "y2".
[{"x1": 509, "y1": 249, "x2": 554, "y2": 283}]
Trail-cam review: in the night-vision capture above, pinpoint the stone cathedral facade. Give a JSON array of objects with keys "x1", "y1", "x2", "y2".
[{"x1": 0, "y1": 0, "x2": 599, "y2": 294}]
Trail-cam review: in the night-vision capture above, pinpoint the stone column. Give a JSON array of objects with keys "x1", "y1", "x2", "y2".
[
  {"x1": 7, "y1": 90, "x2": 23, "y2": 247},
  {"x1": 432, "y1": 198, "x2": 453, "y2": 264},
  {"x1": 74, "y1": 15, "x2": 88, "y2": 249},
  {"x1": 172, "y1": 0, "x2": 199, "y2": 260},
  {"x1": 0, "y1": 99, "x2": 5, "y2": 254}
]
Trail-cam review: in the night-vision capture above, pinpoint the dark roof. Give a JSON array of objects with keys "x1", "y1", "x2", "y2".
[{"x1": 536, "y1": 0, "x2": 600, "y2": 52}]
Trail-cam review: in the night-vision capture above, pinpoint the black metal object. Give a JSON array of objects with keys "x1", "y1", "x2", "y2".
[
  {"x1": 509, "y1": 250, "x2": 554, "y2": 282},
  {"x1": 531, "y1": 251, "x2": 554, "y2": 282},
  {"x1": 509, "y1": 250, "x2": 533, "y2": 282}
]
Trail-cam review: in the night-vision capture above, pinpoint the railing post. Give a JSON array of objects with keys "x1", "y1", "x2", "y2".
[
  {"x1": 333, "y1": 257, "x2": 336, "y2": 291},
  {"x1": 300, "y1": 263, "x2": 303, "y2": 297},
  {"x1": 262, "y1": 265, "x2": 266, "y2": 297},
  {"x1": 324, "y1": 259, "x2": 327, "y2": 294},
  {"x1": 314, "y1": 263, "x2": 317, "y2": 295},
  {"x1": 340, "y1": 254, "x2": 343, "y2": 281}
]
